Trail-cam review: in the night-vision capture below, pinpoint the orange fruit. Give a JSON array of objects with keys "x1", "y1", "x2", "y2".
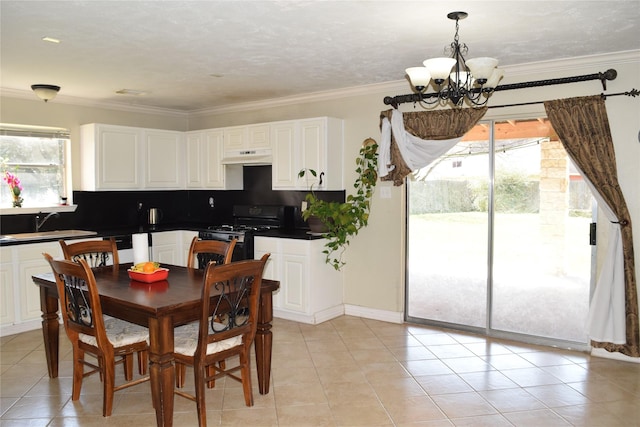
[{"x1": 142, "y1": 262, "x2": 156, "y2": 273}]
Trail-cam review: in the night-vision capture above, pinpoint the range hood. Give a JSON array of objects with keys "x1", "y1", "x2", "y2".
[{"x1": 221, "y1": 148, "x2": 273, "y2": 165}]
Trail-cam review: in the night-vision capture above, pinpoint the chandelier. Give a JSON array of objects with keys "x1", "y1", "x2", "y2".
[{"x1": 405, "y1": 11, "x2": 504, "y2": 108}]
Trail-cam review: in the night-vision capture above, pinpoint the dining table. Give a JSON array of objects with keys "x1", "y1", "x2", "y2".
[{"x1": 32, "y1": 262, "x2": 280, "y2": 427}]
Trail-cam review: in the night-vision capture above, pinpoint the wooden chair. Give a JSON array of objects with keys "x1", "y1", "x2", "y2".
[
  {"x1": 172, "y1": 254, "x2": 270, "y2": 427},
  {"x1": 59, "y1": 237, "x2": 148, "y2": 375},
  {"x1": 186, "y1": 236, "x2": 237, "y2": 269},
  {"x1": 59, "y1": 237, "x2": 120, "y2": 270},
  {"x1": 176, "y1": 236, "x2": 238, "y2": 387},
  {"x1": 43, "y1": 253, "x2": 150, "y2": 417}
]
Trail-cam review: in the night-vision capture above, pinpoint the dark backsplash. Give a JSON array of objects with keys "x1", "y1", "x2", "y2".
[{"x1": 0, "y1": 165, "x2": 345, "y2": 234}]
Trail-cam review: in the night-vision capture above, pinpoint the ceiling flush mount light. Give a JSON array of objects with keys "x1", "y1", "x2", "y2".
[
  {"x1": 405, "y1": 11, "x2": 503, "y2": 108},
  {"x1": 115, "y1": 89, "x2": 147, "y2": 96},
  {"x1": 31, "y1": 84, "x2": 60, "y2": 102},
  {"x1": 41, "y1": 36, "x2": 61, "y2": 44}
]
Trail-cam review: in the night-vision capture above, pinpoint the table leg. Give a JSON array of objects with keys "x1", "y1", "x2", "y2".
[
  {"x1": 39, "y1": 286, "x2": 60, "y2": 378},
  {"x1": 148, "y1": 317, "x2": 175, "y2": 427},
  {"x1": 255, "y1": 292, "x2": 274, "y2": 395}
]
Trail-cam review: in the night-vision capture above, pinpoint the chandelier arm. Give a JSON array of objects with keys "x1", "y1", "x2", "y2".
[{"x1": 384, "y1": 69, "x2": 619, "y2": 107}]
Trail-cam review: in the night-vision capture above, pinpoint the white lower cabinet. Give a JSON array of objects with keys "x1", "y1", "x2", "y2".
[
  {"x1": 150, "y1": 230, "x2": 197, "y2": 267},
  {"x1": 181, "y1": 230, "x2": 198, "y2": 267},
  {"x1": 254, "y1": 236, "x2": 343, "y2": 324},
  {"x1": 151, "y1": 231, "x2": 182, "y2": 266},
  {"x1": 1, "y1": 241, "x2": 63, "y2": 335},
  {"x1": 0, "y1": 247, "x2": 15, "y2": 327}
]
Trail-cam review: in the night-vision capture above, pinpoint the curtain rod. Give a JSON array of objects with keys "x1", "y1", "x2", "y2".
[
  {"x1": 487, "y1": 88, "x2": 640, "y2": 109},
  {"x1": 383, "y1": 69, "x2": 621, "y2": 108}
]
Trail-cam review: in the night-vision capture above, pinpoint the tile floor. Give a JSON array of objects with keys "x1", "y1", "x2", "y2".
[{"x1": 1, "y1": 315, "x2": 639, "y2": 426}]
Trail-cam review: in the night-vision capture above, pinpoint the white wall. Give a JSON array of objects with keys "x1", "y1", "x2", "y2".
[{"x1": 2, "y1": 52, "x2": 638, "y2": 323}]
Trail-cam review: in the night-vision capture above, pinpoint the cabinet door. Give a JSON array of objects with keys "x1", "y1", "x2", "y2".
[
  {"x1": 151, "y1": 231, "x2": 180, "y2": 265},
  {"x1": 271, "y1": 121, "x2": 298, "y2": 189},
  {"x1": 254, "y1": 237, "x2": 280, "y2": 307},
  {"x1": 299, "y1": 117, "x2": 344, "y2": 191},
  {"x1": 186, "y1": 132, "x2": 203, "y2": 188},
  {"x1": 202, "y1": 130, "x2": 225, "y2": 188},
  {"x1": 300, "y1": 118, "x2": 325, "y2": 189},
  {"x1": 0, "y1": 248, "x2": 15, "y2": 326},
  {"x1": 247, "y1": 124, "x2": 271, "y2": 150},
  {"x1": 92, "y1": 125, "x2": 141, "y2": 189},
  {"x1": 145, "y1": 130, "x2": 184, "y2": 188},
  {"x1": 181, "y1": 231, "x2": 199, "y2": 267},
  {"x1": 223, "y1": 126, "x2": 246, "y2": 152},
  {"x1": 16, "y1": 242, "x2": 61, "y2": 323},
  {"x1": 281, "y1": 250, "x2": 308, "y2": 313}
]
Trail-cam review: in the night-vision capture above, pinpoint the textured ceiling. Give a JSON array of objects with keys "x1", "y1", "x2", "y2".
[{"x1": 1, "y1": 1, "x2": 639, "y2": 112}]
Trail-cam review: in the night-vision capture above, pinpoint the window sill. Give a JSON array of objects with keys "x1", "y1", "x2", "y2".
[{"x1": 0, "y1": 205, "x2": 78, "y2": 216}]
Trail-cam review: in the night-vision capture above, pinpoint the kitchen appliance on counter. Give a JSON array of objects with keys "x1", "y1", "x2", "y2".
[
  {"x1": 147, "y1": 207, "x2": 163, "y2": 226},
  {"x1": 198, "y1": 205, "x2": 287, "y2": 263}
]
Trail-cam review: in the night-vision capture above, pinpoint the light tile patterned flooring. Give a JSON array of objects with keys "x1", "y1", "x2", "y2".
[{"x1": 1, "y1": 315, "x2": 639, "y2": 426}]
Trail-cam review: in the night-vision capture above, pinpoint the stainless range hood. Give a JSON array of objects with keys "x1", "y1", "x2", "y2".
[{"x1": 221, "y1": 148, "x2": 272, "y2": 165}]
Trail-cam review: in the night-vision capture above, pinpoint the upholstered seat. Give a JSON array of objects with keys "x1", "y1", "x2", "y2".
[{"x1": 172, "y1": 254, "x2": 269, "y2": 427}]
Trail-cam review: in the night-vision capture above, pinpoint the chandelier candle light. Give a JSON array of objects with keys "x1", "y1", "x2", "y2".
[{"x1": 405, "y1": 11, "x2": 504, "y2": 108}]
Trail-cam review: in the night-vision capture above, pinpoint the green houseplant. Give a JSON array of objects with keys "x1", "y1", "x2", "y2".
[{"x1": 298, "y1": 138, "x2": 378, "y2": 270}]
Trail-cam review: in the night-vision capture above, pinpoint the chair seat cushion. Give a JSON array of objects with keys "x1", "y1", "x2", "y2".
[
  {"x1": 173, "y1": 322, "x2": 242, "y2": 357},
  {"x1": 79, "y1": 317, "x2": 149, "y2": 347}
]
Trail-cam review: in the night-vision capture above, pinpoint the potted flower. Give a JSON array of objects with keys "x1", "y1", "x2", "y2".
[
  {"x1": 298, "y1": 138, "x2": 378, "y2": 270},
  {"x1": 4, "y1": 171, "x2": 24, "y2": 207}
]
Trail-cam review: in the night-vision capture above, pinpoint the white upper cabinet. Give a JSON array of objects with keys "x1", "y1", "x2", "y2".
[
  {"x1": 272, "y1": 117, "x2": 344, "y2": 190},
  {"x1": 186, "y1": 130, "x2": 242, "y2": 190},
  {"x1": 223, "y1": 124, "x2": 271, "y2": 153},
  {"x1": 81, "y1": 117, "x2": 341, "y2": 192},
  {"x1": 81, "y1": 124, "x2": 141, "y2": 190},
  {"x1": 144, "y1": 129, "x2": 184, "y2": 189},
  {"x1": 81, "y1": 124, "x2": 183, "y2": 190},
  {"x1": 271, "y1": 121, "x2": 298, "y2": 189}
]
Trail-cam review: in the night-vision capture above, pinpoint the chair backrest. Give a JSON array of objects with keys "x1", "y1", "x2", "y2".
[
  {"x1": 195, "y1": 253, "x2": 269, "y2": 357},
  {"x1": 43, "y1": 253, "x2": 110, "y2": 350},
  {"x1": 187, "y1": 236, "x2": 236, "y2": 269},
  {"x1": 59, "y1": 237, "x2": 119, "y2": 270}
]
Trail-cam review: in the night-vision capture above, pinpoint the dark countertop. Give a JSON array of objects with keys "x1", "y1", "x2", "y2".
[{"x1": 0, "y1": 223, "x2": 323, "y2": 246}]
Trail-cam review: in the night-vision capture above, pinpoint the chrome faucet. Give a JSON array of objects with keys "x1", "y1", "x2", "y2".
[{"x1": 35, "y1": 212, "x2": 60, "y2": 232}]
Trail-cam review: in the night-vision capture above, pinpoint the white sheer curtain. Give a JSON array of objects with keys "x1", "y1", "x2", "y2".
[
  {"x1": 579, "y1": 175, "x2": 627, "y2": 343},
  {"x1": 379, "y1": 109, "x2": 462, "y2": 179}
]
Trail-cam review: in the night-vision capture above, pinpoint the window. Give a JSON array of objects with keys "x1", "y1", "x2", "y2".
[{"x1": 1, "y1": 124, "x2": 70, "y2": 208}]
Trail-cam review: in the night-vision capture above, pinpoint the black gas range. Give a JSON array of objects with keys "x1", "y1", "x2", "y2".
[{"x1": 198, "y1": 205, "x2": 287, "y2": 261}]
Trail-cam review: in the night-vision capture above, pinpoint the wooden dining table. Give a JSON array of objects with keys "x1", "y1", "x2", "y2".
[{"x1": 32, "y1": 263, "x2": 279, "y2": 427}]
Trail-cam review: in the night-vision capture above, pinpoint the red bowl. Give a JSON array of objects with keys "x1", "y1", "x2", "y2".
[
  {"x1": 127, "y1": 268, "x2": 169, "y2": 283},
  {"x1": 129, "y1": 280, "x2": 169, "y2": 292}
]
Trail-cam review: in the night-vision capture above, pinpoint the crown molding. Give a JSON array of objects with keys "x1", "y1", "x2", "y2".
[
  {"x1": 0, "y1": 88, "x2": 189, "y2": 118},
  {"x1": 500, "y1": 50, "x2": 640, "y2": 77}
]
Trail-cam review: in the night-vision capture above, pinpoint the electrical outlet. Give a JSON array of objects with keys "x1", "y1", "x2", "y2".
[
  {"x1": 208, "y1": 197, "x2": 215, "y2": 208},
  {"x1": 301, "y1": 201, "x2": 308, "y2": 211},
  {"x1": 380, "y1": 187, "x2": 392, "y2": 199}
]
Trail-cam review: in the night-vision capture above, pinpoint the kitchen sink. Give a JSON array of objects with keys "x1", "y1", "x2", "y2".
[{"x1": 1, "y1": 229, "x2": 98, "y2": 242}]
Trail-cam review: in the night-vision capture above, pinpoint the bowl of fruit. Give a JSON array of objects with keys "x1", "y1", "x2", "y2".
[{"x1": 128, "y1": 262, "x2": 169, "y2": 283}]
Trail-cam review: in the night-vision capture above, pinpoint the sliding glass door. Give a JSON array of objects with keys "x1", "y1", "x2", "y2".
[{"x1": 406, "y1": 118, "x2": 594, "y2": 345}]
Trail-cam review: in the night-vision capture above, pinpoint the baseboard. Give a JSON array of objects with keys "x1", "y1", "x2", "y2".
[
  {"x1": 273, "y1": 304, "x2": 344, "y2": 325},
  {"x1": 591, "y1": 347, "x2": 640, "y2": 364},
  {"x1": 344, "y1": 304, "x2": 404, "y2": 324},
  {"x1": 0, "y1": 320, "x2": 42, "y2": 338}
]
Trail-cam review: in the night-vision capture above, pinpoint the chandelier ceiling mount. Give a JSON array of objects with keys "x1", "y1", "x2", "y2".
[{"x1": 404, "y1": 11, "x2": 503, "y2": 108}]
